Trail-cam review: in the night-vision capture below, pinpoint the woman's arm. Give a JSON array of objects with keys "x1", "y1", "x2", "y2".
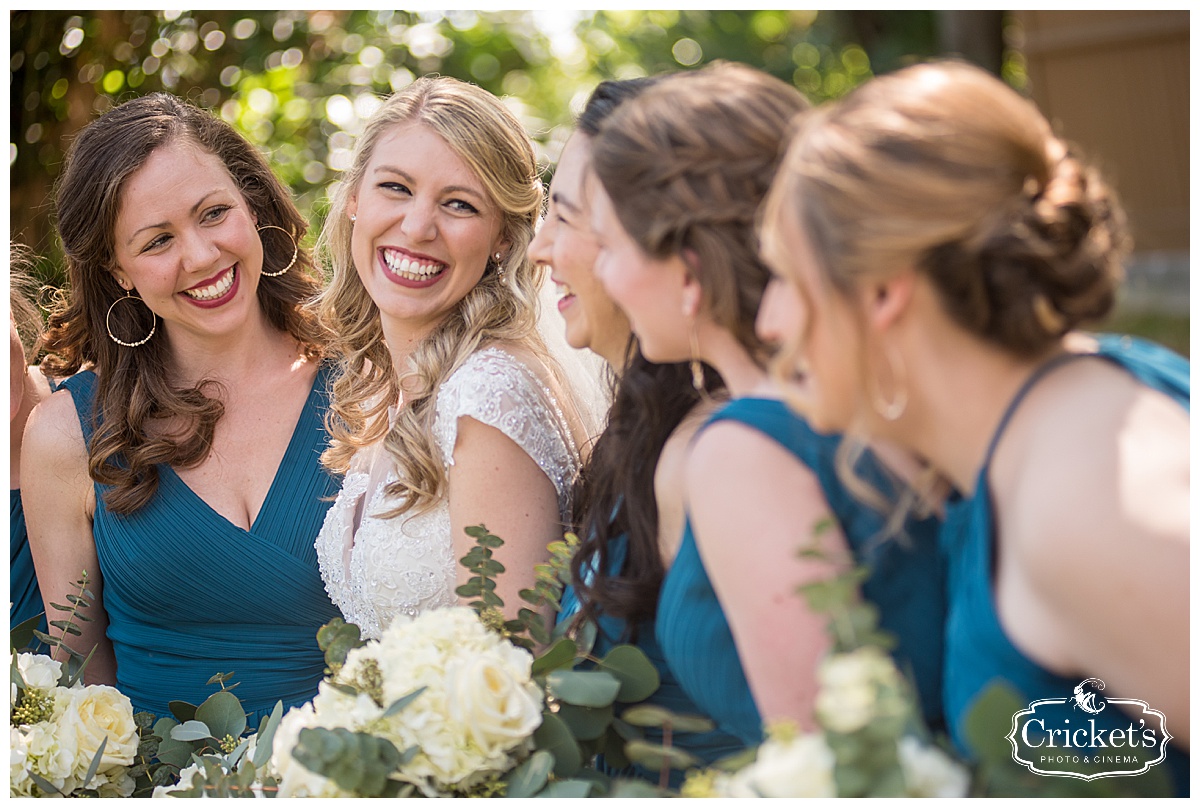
[
  {"x1": 685, "y1": 421, "x2": 846, "y2": 730},
  {"x1": 21, "y1": 390, "x2": 117, "y2": 684},
  {"x1": 447, "y1": 415, "x2": 561, "y2": 622}
]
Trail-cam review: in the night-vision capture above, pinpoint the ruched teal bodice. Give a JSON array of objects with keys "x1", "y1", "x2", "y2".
[
  {"x1": 941, "y1": 335, "x2": 1189, "y2": 795},
  {"x1": 656, "y1": 397, "x2": 945, "y2": 747},
  {"x1": 559, "y1": 534, "x2": 746, "y2": 785},
  {"x1": 59, "y1": 366, "x2": 342, "y2": 725}
]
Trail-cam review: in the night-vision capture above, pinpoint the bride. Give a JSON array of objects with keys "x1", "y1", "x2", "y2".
[{"x1": 313, "y1": 76, "x2": 591, "y2": 640}]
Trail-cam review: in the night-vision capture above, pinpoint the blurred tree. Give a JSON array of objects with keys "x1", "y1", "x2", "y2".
[{"x1": 9, "y1": 10, "x2": 948, "y2": 286}]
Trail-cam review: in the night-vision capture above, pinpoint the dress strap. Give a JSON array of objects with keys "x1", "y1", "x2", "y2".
[{"x1": 980, "y1": 351, "x2": 1090, "y2": 470}]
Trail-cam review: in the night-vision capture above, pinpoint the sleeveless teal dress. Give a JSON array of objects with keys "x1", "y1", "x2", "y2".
[
  {"x1": 941, "y1": 334, "x2": 1189, "y2": 796},
  {"x1": 656, "y1": 397, "x2": 945, "y2": 747},
  {"x1": 560, "y1": 535, "x2": 747, "y2": 787},
  {"x1": 59, "y1": 365, "x2": 342, "y2": 725},
  {"x1": 11, "y1": 490, "x2": 46, "y2": 634},
  {"x1": 12, "y1": 376, "x2": 58, "y2": 636}
]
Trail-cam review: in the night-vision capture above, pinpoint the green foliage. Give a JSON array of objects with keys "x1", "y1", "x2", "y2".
[
  {"x1": 316, "y1": 617, "x2": 366, "y2": 678},
  {"x1": 29, "y1": 571, "x2": 96, "y2": 684},
  {"x1": 292, "y1": 726, "x2": 410, "y2": 797}
]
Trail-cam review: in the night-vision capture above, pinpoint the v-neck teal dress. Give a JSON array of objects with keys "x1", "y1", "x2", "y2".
[{"x1": 59, "y1": 365, "x2": 342, "y2": 725}]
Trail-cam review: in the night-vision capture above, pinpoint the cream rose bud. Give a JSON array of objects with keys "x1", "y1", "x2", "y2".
[
  {"x1": 16, "y1": 652, "x2": 63, "y2": 690},
  {"x1": 447, "y1": 653, "x2": 542, "y2": 756},
  {"x1": 60, "y1": 686, "x2": 138, "y2": 776},
  {"x1": 815, "y1": 647, "x2": 895, "y2": 734}
]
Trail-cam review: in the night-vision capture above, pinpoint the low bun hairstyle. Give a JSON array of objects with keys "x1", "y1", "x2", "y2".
[{"x1": 769, "y1": 59, "x2": 1128, "y2": 358}]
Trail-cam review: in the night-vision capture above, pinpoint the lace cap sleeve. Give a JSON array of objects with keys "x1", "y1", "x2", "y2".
[{"x1": 433, "y1": 347, "x2": 580, "y2": 514}]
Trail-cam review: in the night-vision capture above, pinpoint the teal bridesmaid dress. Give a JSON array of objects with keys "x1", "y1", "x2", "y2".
[
  {"x1": 559, "y1": 534, "x2": 747, "y2": 787},
  {"x1": 11, "y1": 489, "x2": 46, "y2": 634},
  {"x1": 58, "y1": 365, "x2": 342, "y2": 725},
  {"x1": 655, "y1": 397, "x2": 946, "y2": 747},
  {"x1": 941, "y1": 334, "x2": 1189, "y2": 796}
]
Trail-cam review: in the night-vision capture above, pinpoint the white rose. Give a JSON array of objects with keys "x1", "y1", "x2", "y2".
[
  {"x1": 815, "y1": 647, "x2": 894, "y2": 734},
  {"x1": 16, "y1": 652, "x2": 63, "y2": 690},
  {"x1": 725, "y1": 732, "x2": 837, "y2": 797},
  {"x1": 899, "y1": 736, "x2": 971, "y2": 798},
  {"x1": 446, "y1": 652, "x2": 542, "y2": 757},
  {"x1": 153, "y1": 761, "x2": 203, "y2": 798},
  {"x1": 58, "y1": 685, "x2": 138, "y2": 778},
  {"x1": 270, "y1": 703, "x2": 350, "y2": 798}
]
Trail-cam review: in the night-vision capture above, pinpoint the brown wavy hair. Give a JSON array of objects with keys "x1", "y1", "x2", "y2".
[
  {"x1": 765, "y1": 59, "x2": 1128, "y2": 358},
  {"x1": 315, "y1": 76, "x2": 549, "y2": 517},
  {"x1": 590, "y1": 61, "x2": 812, "y2": 365},
  {"x1": 40, "y1": 92, "x2": 326, "y2": 514}
]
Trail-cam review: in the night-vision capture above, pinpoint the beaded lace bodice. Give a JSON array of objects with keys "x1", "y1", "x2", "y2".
[{"x1": 315, "y1": 347, "x2": 581, "y2": 640}]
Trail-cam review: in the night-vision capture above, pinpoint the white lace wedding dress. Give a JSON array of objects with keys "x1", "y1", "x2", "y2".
[{"x1": 314, "y1": 347, "x2": 582, "y2": 640}]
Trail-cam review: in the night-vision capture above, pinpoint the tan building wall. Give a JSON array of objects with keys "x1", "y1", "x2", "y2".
[{"x1": 1015, "y1": 10, "x2": 1189, "y2": 314}]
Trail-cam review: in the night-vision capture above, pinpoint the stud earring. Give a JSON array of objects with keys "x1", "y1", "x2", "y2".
[{"x1": 349, "y1": 213, "x2": 357, "y2": 223}]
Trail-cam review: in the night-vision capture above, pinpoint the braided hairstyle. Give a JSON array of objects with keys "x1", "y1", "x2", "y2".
[{"x1": 767, "y1": 59, "x2": 1128, "y2": 358}]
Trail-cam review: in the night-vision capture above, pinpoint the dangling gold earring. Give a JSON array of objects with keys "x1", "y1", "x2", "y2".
[
  {"x1": 869, "y1": 341, "x2": 908, "y2": 421},
  {"x1": 494, "y1": 251, "x2": 505, "y2": 278},
  {"x1": 257, "y1": 224, "x2": 298, "y2": 277},
  {"x1": 689, "y1": 322, "x2": 707, "y2": 394},
  {"x1": 106, "y1": 291, "x2": 157, "y2": 347}
]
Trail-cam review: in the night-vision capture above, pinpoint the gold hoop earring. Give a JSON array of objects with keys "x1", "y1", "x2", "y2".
[
  {"x1": 869, "y1": 342, "x2": 908, "y2": 421},
  {"x1": 106, "y1": 292, "x2": 157, "y2": 347},
  {"x1": 257, "y1": 224, "x2": 298, "y2": 277}
]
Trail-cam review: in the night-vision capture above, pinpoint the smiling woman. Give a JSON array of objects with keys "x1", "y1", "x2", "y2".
[
  {"x1": 22, "y1": 92, "x2": 343, "y2": 727},
  {"x1": 312, "y1": 76, "x2": 590, "y2": 639}
]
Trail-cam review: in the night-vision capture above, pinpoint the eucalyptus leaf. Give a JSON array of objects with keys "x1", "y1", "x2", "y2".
[
  {"x1": 598, "y1": 645, "x2": 660, "y2": 703},
  {"x1": 10, "y1": 612, "x2": 44, "y2": 652},
  {"x1": 556, "y1": 703, "x2": 613, "y2": 741},
  {"x1": 171, "y1": 719, "x2": 216, "y2": 742},
  {"x1": 530, "y1": 637, "x2": 577, "y2": 677},
  {"x1": 169, "y1": 700, "x2": 199, "y2": 723},
  {"x1": 532, "y1": 711, "x2": 581, "y2": 778},
  {"x1": 196, "y1": 689, "x2": 247, "y2": 740},
  {"x1": 381, "y1": 685, "x2": 427, "y2": 718},
  {"x1": 28, "y1": 770, "x2": 64, "y2": 796},
  {"x1": 82, "y1": 735, "x2": 108, "y2": 788},
  {"x1": 504, "y1": 749, "x2": 554, "y2": 798},
  {"x1": 623, "y1": 738, "x2": 701, "y2": 771},
  {"x1": 252, "y1": 701, "x2": 284, "y2": 769},
  {"x1": 547, "y1": 669, "x2": 621, "y2": 707},
  {"x1": 536, "y1": 779, "x2": 595, "y2": 798}
]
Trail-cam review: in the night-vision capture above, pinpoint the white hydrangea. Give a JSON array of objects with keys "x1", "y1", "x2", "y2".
[
  {"x1": 814, "y1": 646, "x2": 899, "y2": 734},
  {"x1": 899, "y1": 736, "x2": 971, "y2": 798},
  {"x1": 272, "y1": 607, "x2": 543, "y2": 797}
]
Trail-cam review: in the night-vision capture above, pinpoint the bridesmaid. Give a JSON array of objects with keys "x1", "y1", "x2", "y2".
[
  {"x1": 10, "y1": 254, "x2": 53, "y2": 633},
  {"x1": 757, "y1": 60, "x2": 1188, "y2": 793},
  {"x1": 531, "y1": 78, "x2": 744, "y2": 783},
  {"x1": 23, "y1": 93, "x2": 341, "y2": 724},
  {"x1": 589, "y1": 61, "x2": 945, "y2": 746}
]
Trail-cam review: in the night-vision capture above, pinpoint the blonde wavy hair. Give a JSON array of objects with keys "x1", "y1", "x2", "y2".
[{"x1": 316, "y1": 76, "x2": 548, "y2": 517}]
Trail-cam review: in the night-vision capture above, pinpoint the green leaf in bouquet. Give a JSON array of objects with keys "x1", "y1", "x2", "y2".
[
  {"x1": 961, "y1": 681, "x2": 1026, "y2": 763},
  {"x1": 171, "y1": 719, "x2": 217, "y2": 742},
  {"x1": 532, "y1": 711, "x2": 582, "y2": 777},
  {"x1": 598, "y1": 645, "x2": 661, "y2": 703},
  {"x1": 537, "y1": 778, "x2": 596, "y2": 797},
  {"x1": 317, "y1": 618, "x2": 366, "y2": 673},
  {"x1": 504, "y1": 749, "x2": 555, "y2": 798},
  {"x1": 293, "y1": 726, "x2": 402, "y2": 797},
  {"x1": 81, "y1": 736, "x2": 108, "y2": 790},
  {"x1": 27, "y1": 770, "x2": 65, "y2": 796},
  {"x1": 169, "y1": 700, "x2": 199, "y2": 723},
  {"x1": 621, "y1": 704, "x2": 715, "y2": 734},
  {"x1": 608, "y1": 778, "x2": 667, "y2": 798},
  {"x1": 518, "y1": 607, "x2": 551, "y2": 645},
  {"x1": 598, "y1": 725, "x2": 632, "y2": 770},
  {"x1": 48, "y1": 618, "x2": 82, "y2": 637},
  {"x1": 547, "y1": 669, "x2": 622, "y2": 707},
  {"x1": 381, "y1": 685, "x2": 427, "y2": 719},
  {"x1": 456, "y1": 578, "x2": 484, "y2": 598},
  {"x1": 531, "y1": 637, "x2": 577, "y2": 677},
  {"x1": 623, "y1": 738, "x2": 702, "y2": 772},
  {"x1": 610, "y1": 716, "x2": 642, "y2": 742},
  {"x1": 573, "y1": 616, "x2": 598, "y2": 656},
  {"x1": 63, "y1": 642, "x2": 96, "y2": 687},
  {"x1": 196, "y1": 689, "x2": 248, "y2": 741},
  {"x1": 556, "y1": 702, "x2": 614, "y2": 741},
  {"x1": 134, "y1": 710, "x2": 157, "y2": 731},
  {"x1": 252, "y1": 700, "x2": 284, "y2": 769},
  {"x1": 206, "y1": 671, "x2": 237, "y2": 687},
  {"x1": 10, "y1": 611, "x2": 44, "y2": 652}
]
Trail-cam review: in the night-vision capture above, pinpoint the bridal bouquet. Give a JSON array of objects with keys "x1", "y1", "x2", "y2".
[{"x1": 10, "y1": 653, "x2": 140, "y2": 797}]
